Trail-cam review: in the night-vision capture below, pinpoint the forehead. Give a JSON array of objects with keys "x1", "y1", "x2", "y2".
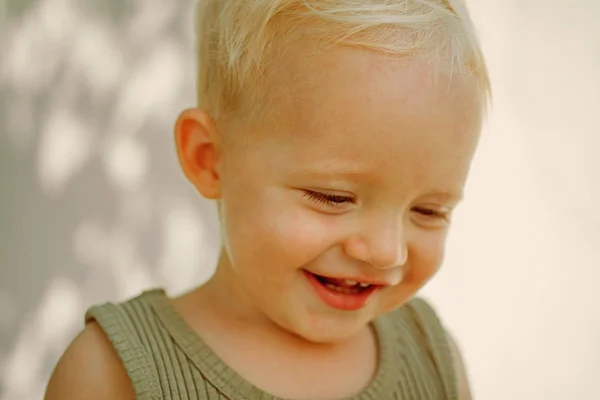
[{"x1": 248, "y1": 44, "x2": 482, "y2": 190}]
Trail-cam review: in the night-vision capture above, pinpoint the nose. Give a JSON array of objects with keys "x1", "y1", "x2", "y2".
[{"x1": 342, "y1": 215, "x2": 408, "y2": 270}]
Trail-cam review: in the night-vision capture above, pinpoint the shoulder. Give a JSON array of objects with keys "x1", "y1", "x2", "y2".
[
  {"x1": 390, "y1": 297, "x2": 473, "y2": 400},
  {"x1": 446, "y1": 332, "x2": 473, "y2": 400},
  {"x1": 45, "y1": 321, "x2": 134, "y2": 400}
]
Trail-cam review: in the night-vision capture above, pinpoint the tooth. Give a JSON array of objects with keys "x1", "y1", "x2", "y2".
[
  {"x1": 324, "y1": 283, "x2": 361, "y2": 294},
  {"x1": 359, "y1": 282, "x2": 370, "y2": 288},
  {"x1": 345, "y1": 280, "x2": 357, "y2": 286}
]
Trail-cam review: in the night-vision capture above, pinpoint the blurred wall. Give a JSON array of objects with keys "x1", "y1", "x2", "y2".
[{"x1": 1, "y1": 0, "x2": 599, "y2": 399}]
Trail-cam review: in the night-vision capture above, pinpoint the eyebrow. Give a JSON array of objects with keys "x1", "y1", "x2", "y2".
[
  {"x1": 292, "y1": 162, "x2": 369, "y2": 177},
  {"x1": 299, "y1": 168, "x2": 366, "y2": 179},
  {"x1": 426, "y1": 189, "x2": 464, "y2": 203}
]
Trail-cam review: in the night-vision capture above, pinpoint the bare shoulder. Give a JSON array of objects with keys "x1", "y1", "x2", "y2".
[
  {"x1": 45, "y1": 321, "x2": 134, "y2": 400},
  {"x1": 446, "y1": 332, "x2": 473, "y2": 400}
]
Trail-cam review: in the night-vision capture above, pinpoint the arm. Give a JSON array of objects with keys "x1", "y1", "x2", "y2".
[
  {"x1": 446, "y1": 333, "x2": 473, "y2": 400},
  {"x1": 45, "y1": 322, "x2": 134, "y2": 400}
]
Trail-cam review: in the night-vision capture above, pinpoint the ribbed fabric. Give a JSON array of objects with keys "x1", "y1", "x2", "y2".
[{"x1": 85, "y1": 290, "x2": 456, "y2": 400}]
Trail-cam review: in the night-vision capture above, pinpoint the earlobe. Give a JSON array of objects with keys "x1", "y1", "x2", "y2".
[{"x1": 174, "y1": 108, "x2": 221, "y2": 199}]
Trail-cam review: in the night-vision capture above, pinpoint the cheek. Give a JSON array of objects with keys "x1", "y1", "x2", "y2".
[
  {"x1": 269, "y1": 209, "x2": 339, "y2": 260},
  {"x1": 223, "y1": 192, "x2": 338, "y2": 270},
  {"x1": 379, "y1": 232, "x2": 447, "y2": 313},
  {"x1": 405, "y1": 232, "x2": 448, "y2": 286}
]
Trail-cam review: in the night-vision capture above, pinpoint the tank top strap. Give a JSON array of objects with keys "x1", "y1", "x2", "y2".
[
  {"x1": 85, "y1": 292, "x2": 163, "y2": 400},
  {"x1": 404, "y1": 297, "x2": 458, "y2": 400}
]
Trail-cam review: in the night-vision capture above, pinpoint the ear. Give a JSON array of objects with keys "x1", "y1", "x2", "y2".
[{"x1": 174, "y1": 108, "x2": 221, "y2": 199}]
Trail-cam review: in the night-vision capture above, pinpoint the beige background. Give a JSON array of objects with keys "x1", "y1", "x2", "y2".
[{"x1": 1, "y1": 0, "x2": 599, "y2": 399}]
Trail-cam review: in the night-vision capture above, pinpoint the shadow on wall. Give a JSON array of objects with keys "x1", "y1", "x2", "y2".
[{"x1": 0, "y1": 1, "x2": 221, "y2": 398}]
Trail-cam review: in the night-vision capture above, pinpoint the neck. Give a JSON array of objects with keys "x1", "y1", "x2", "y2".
[{"x1": 202, "y1": 251, "x2": 271, "y2": 325}]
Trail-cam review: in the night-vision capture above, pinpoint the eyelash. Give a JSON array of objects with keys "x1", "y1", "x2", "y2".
[
  {"x1": 412, "y1": 207, "x2": 450, "y2": 221},
  {"x1": 302, "y1": 190, "x2": 353, "y2": 207},
  {"x1": 302, "y1": 191, "x2": 450, "y2": 220}
]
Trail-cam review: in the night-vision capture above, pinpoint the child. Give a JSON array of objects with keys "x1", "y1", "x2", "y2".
[{"x1": 46, "y1": 0, "x2": 489, "y2": 399}]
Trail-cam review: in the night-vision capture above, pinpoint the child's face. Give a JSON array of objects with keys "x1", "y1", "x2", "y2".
[{"x1": 200, "y1": 46, "x2": 481, "y2": 343}]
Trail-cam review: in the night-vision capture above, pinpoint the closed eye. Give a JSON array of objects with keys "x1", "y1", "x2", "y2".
[
  {"x1": 411, "y1": 207, "x2": 451, "y2": 221},
  {"x1": 302, "y1": 190, "x2": 354, "y2": 208}
]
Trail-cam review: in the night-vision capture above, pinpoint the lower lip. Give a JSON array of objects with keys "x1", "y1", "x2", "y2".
[{"x1": 304, "y1": 271, "x2": 379, "y2": 311}]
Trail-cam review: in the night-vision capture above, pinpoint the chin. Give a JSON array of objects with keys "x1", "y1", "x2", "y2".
[
  {"x1": 284, "y1": 313, "x2": 370, "y2": 345},
  {"x1": 299, "y1": 330, "x2": 357, "y2": 345},
  {"x1": 260, "y1": 290, "x2": 375, "y2": 345}
]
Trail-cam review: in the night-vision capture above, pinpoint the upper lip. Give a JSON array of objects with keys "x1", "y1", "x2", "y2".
[{"x1": 304, "y1": 270, "x2": 394, "y2": 286}]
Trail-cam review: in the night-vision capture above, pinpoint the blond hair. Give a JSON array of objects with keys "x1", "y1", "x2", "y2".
[{"x1": 195, "y1": 0, "x2": 491, "y2": 121}]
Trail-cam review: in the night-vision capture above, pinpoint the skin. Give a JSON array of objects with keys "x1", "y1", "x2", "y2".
[{"x1": 46, "y1": 43, "x2": 479, "y2": 400}]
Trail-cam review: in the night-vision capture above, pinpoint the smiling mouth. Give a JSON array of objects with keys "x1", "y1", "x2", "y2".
[
  {"x1": 303, "y1": 271, "x2": 381, "y2": 311},
  {"x1": 312, "y1": 274, "x2": 374, "y2": 294}
]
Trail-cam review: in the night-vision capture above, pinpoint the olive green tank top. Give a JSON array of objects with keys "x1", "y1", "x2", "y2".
[{"x1": 85, "y1": 289, "x2": 457, "y2": 400}]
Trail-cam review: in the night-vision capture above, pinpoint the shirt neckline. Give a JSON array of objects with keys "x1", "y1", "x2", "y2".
[{"x1": 146, "y1": 289, "x2": 399, "y2": 400}]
